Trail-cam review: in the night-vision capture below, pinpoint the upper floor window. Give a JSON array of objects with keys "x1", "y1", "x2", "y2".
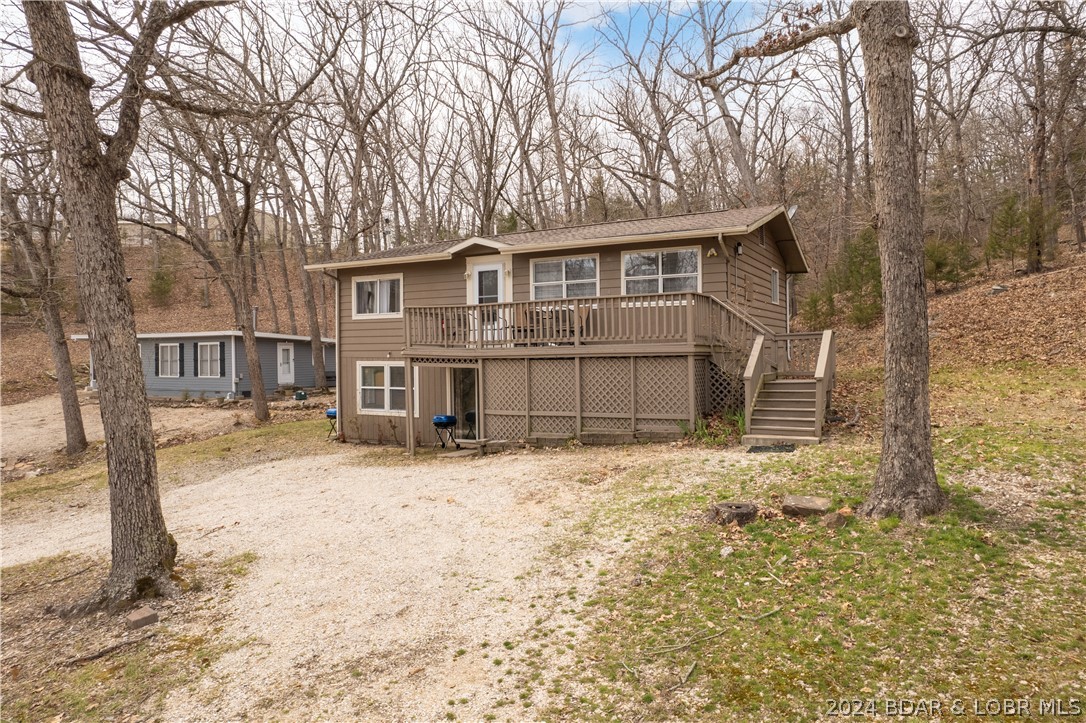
[
  {"x1": 622, "y1": 247, "x2": 700, "y2": 295},
  {"x1": 771, "y1": 269, "x2": 780, "y2": 305},
  {"x1": 353, "y1": 274, "x2": 402, "y2": 318},
  {"x1": 531, "y1": 256, "x2": 598, "y2": 300}
]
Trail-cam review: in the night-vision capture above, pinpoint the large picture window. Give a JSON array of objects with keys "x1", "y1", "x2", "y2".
[
  {"x1": 622, "y1": 247, "x2": 700, "y2": 295},
  {"x1": 356, "y1": 362, "x2": 419, "y2": 416},
  {"x1": 198, "y1": 342, "x2": 221, "y2": 377},
  {"x1": 531, "y1": 256, "x2": 598, "y2": 300},
  {"x1": 158, "y1": 343, "x2": 180, "y2": 377},
  {"x1": 352, "y1": 275, "x2": 402, "y2": 318}
]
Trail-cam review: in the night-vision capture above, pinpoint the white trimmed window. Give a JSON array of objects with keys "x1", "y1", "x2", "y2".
[
  {"x1": 622, "y1": 247, "x2": 700, "y2": 295},
  {"x1": 771, "y1": 269, "x2": 780, "y2": 305},
  {"x1": 352, "y1": 274, "x2": 402, "y2": 318},
  {"x1": 356, "y1": 362, "x2": 419, "y2": 416},
  {"x1": 158, "y1": 343, "x2": 180, "y2": 377},
  {"x1": 531, "y1": 256, "x2": 599, "y2": 300},
  {"x1": 198, "y1": 342, "x2": 221, "y2": 377}
]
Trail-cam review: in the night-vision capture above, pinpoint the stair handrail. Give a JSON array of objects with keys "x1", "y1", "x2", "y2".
[
  {"x1": 742, "y1": 334, "x2": 769, "y2": 435},
  {"x1": 813, "y1": 329, "x2": 836, "y2": 436},
  {"x1": 699, "y1": 294, "x2": 774, "y2": 339}
]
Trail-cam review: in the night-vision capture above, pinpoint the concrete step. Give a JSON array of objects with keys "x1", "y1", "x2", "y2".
[{"x1": 741, "y1": 433, "x2": 821, "y2": 446}]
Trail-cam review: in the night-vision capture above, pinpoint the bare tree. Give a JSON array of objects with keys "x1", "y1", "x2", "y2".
[
  {"x1": 1, "y1": 117, "x2": 87, "y2": 455},
  {"x1": 692, "y1": 0, "x2": 946, "y2": 520},
  {"x1": 17, "y1": 0, "x2": 231, "y2": 605}
]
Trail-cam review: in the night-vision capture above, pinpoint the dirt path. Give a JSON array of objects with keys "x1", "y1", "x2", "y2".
[
  {"x1": 0, "y1": 394, "x2": 242, "y2": 464},
  {"x1": 1, "y1": 443, "x2": 748, "y2": 720}
]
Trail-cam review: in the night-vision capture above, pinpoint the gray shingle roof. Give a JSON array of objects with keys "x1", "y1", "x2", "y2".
[
  {"x1": 324, "y1": 205, "x2": 787, "y2": 266},
  {"x1": 492, "y1": 205, "x2": 781, "y2": 247}
]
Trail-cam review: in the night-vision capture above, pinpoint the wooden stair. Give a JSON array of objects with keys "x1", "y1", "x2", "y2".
[{"x1": 742, "y1": 377, "x2": 822, "y2": 446}]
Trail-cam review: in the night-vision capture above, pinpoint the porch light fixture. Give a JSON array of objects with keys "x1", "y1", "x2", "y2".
[
  {"x1": 706, "y1": 247, "x2": 718, "y2": 258},
  {"x1": 735, "y1": 241, "x2": 743, "y2": 256}
]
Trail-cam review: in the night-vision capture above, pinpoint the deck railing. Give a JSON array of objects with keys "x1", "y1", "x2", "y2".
[{"x1": 404, "y1": 293, "x2": 770, "y2": 352}]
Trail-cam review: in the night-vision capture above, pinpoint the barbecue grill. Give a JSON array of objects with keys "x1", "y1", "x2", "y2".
[{"x1": 433, "y1": 414, "x2": 458, "y2": 449}]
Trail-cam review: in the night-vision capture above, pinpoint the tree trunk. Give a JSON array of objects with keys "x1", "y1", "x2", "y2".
[
  {"x1": 836, "y1": 32, "x2": 856, "y2": 247},
  {"x1": 274, "y1": 153, "x2": 326, "y2": 388},
  {"x1": 1, "y1": 191, "x2": 88, "y2": 456},
  {"x1": 853, "y1": 0, "x2": 946, "y2": 520},
  {"x1": 1027, "y1": 30, "x2": 1048, "y2": 274},
  {"x1": 42, "y1": 289, "x2": 88, "y2": 456},
  {"x1": 23, "y1": 0, "x2": 175, "y2": 603},
  {"x1": 274, "y1": 217, "x2": 298, "y2": 335},
  {"x1": 705, "y1": 82, "x2": 761, "y2": 204},
  {"x1": 237, "y1": 291, "x2": 271, "y2": 421}
]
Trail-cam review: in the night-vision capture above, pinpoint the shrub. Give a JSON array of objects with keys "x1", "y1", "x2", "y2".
[
  {"x1": 149, "y1": 268, "x2": 176, "y2": 307},
  {"x1": 800, "y1": 226, "x2": 882, "y2": 329},
  {"x1": 925, "y1": 236, "x2": 976, "y2": 293},
  {"x1": 986, "y1": 194, "x2": 1027, "y2": 267}
]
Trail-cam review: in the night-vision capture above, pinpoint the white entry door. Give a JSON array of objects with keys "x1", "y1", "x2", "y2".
[
  {"x1": 469, "y1": 261, "x2": 506, "y2": 344},
  {"x1": 277, "y1": 342, "x2": 295, "y2": 385}
]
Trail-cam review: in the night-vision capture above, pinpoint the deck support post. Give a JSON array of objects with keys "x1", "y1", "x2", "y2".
[
  {"x1": 478, "y1": 358, "x2": 485, "y2": 439},
  {"x1": 687, "y1": 355, "x2": 697, "y2": 428},
  {"x1": 574, "y1": 356, "x2": 582, "y2": 437},
  {"x1": 405, "y1": 356, "x2": 416, "y2": 456}
]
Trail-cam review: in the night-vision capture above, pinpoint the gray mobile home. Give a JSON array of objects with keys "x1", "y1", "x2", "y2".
[{"x1": 73, "y1": 331, "x2": 336, "y2": 399}]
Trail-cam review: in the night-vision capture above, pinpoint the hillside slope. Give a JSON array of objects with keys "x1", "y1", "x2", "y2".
[{"x1": 834, "y1": 255, "x2": 1086, "y2": 372}]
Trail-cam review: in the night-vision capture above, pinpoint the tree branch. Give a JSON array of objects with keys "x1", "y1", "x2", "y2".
[
  {"x1": 104, "y1": 0, "x2": 236, "y2": 177},
  {"x1": 686, "y1": 14, "x2": 856, "y2": 84},
  {"x1": 144, "y1": 90, "x2": 256, "y2": 118}
]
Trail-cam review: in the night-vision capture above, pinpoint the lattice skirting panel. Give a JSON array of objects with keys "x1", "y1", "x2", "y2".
[
  {"x1": 705, "y1": 360, "x2": 744, "y2": 416},
  {"x1": 581, "y1": 357, "x2": 631, "y2": 415},
  {"x1": 486, "y1": 414, "x2": 526, "y2": 441},
  {"x1": 635, "y1": 357, "x2": 689, "y2": 418},
  {"x1": 484, "y1": 359, "x2": 527, "y2": 411},
  {"x1": 530, "y1": 415, "x2": 577, "y2": 436},
  {"x1": 481, "y1": 355, "x2": 701, "y2": 441},
  {"x1": 530, "y1": 359, "x2": 576, "y2": 413},
  {"x1": 582, "y1": 416, "x2": 633, "y2": 432}
]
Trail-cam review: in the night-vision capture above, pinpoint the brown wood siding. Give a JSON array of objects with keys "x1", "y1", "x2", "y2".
[
  {"x1": 337, "y1": 228, "x2": 793, "y2": 443},
  {"x1": 337, "y1": 259, "x2": 468, "y2": 444},
  {"x1": 510, "y1": 232, "x2": 789, "y2": 334}
]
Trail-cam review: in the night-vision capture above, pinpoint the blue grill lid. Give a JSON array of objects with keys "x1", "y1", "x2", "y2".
[{"x1": 432, "y1": 414, "x2": 457, "y2": 426}]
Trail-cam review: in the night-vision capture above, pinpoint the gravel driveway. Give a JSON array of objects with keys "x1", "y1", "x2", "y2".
[
  {"x1": 2, "y1": 443, "x2": 716, "y2": 720},
  {"x1": 0, "y1": 394, "x2": 242, "y2": 464}
]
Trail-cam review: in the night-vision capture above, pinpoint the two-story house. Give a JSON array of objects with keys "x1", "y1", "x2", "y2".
[{"x1": 307, "y1": 205, "x2": 835, "y2": 451}]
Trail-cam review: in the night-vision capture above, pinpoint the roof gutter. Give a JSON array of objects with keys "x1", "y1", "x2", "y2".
[{"x1": 304, "y1": 252, "x2": 450, "y2": 272}]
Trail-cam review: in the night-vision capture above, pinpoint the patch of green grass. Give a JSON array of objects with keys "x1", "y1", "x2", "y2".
[
  {"x1": 218, "y1": 551, "x2": 258, "y2": 577},
  {"x1": 932, "y1": 423, "x2": 1084, "y2": 474},
  {"x1": 158, "y1": 419, "x2": 329, "y2": 468},
  {"x1": 539, "y1": 424, "x2": 1085, "y2": 721},
  {"x1": 3, "y1": 420, "x2": 333, "y2": 510}
]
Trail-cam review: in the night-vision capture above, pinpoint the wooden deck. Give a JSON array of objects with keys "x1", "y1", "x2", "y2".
[{"x1": 403, "y1": 292, "x2": 771, "y2": 359}]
